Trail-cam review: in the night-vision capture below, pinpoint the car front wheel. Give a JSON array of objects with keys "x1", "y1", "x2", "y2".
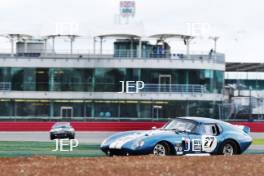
[{"x1": 153, "y1": 142, "x2": 171, "y2": 156}]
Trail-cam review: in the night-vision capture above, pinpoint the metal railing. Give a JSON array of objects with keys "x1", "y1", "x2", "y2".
[
  {"x1": 0, "y1": 49, "x2": 225, "y2": 64},
  {"x1": 0, "y1": 82, "x2": 208, "y2": 94},
  {"x1": 129, "y1": 84, "x2": 207, "y2": 93}
]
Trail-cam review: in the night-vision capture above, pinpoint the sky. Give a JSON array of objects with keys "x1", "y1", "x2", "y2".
[{"x1": 0, "y1": 0, "x2": 263, "y2": 62}]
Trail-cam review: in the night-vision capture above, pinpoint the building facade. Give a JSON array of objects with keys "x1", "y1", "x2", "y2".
[
  {"x1": 0, "y1": 34, "x2": 225, "y2": 121},
  {"x1": 225, "y1": 62, "x2": 264, "y2": 120}
]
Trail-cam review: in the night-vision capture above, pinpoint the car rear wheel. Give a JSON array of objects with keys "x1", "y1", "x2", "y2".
[
  {"x1": 219, "y1": 140, "x2": 238, "y2": 155},
  {"x1": 153, "y1": 142, "x2": 171, "y2": 156}
]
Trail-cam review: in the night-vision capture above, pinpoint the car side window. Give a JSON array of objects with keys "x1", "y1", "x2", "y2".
[{"x1": 202, "y1": 124, "x2": 220, "y2": 136}]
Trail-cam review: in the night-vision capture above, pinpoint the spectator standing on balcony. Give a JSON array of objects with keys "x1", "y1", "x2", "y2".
[{"x1": 209, "y1": 48, "x2": 214, "y2": 59}]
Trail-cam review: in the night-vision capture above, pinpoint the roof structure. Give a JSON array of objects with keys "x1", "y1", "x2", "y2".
[
  {"x1": 149, "y1": 33, "x2": 194, "y2": 40},
  {"x1": 46, "y1": 34, "x2": 80, "y2": 39},
  {"x1": 226, "y1": 62, "x2": 264, "y2": 72},
  {"x1": 96, "y1": 33, "x2": 141, "y2": 39}
]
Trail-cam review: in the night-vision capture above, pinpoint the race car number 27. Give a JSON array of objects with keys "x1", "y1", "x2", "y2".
[{"x1": 202, "y1": 135, "x2": 217, "y2": 152}]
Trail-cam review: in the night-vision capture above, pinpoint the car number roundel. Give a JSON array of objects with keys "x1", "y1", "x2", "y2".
[{"x1": 201, "y1": 135, "x2": 217, "y2": 152}]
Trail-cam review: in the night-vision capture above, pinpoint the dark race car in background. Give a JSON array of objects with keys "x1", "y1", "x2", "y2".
[
  {"x1": 101, "y1": 117, "x2": 252, "y2": 156},
  {"x1": 50, "y1": 122, "x2": 75, "y2": 140}
]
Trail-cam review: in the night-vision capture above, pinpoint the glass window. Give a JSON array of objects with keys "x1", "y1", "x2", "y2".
[
  {"x1": 120, "y1": 103, "x2": 138, "y2": 118},
  {"x1": 36, "y1": 68, "x2": 49, "y2": 91},
  {"x1": 162, "y1": 101, "x2": 188, "y2": 118},
  {"x1": 15, "y1": 101, "x2": 49, "y2": 116},
  {"x1": 0, "y1": 68, "x2": 11, "y2": 82},
  {"x1": 52, "y1": 68, "x2": 93, "y2": 91},
  {"x1": 140, "y1": 102, "x2": 152, "y2": 118},
  {"x1": 94, "y1": 101, "x2": 118, "y2": 118},
  {"x1": 95, "y1": 68, "x2": 125, "y2": 92},
  {"x1": 11, "y1": 68, "x2": 36, "y2": 91},
  {"x1": 0, "y1": 100, "x2": 12, "y2": 116},
  {"x1": 202, "y1": 124, "x2": 220, "y2": 136}
]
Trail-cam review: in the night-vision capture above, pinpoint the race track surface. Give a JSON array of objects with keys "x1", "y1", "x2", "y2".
[
  {"x1": 0, "y1": 132, "x2": 263, "y2": 151},
  {"x1": 0, "y1": 131, "x2": 115, "y2": 144},
  {"x1": 0, "y1": 132, "x2": 262, "y2": 143},
  {"x1": 1, "y1": 155, "x2": 264, "y2": 176}
]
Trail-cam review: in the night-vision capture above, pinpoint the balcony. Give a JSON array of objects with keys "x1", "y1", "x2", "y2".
[
  {"x1": 0, "y1": 48, "x2": 225, "y2": 64},
  {"x1": 129, "y1": 84, "x2": 207, "y2": 93},
  {"x1": 0, "y1": 82, "x2": 208, "y2": 93}
]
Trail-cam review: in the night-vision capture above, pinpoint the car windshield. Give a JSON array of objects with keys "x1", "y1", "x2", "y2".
[
  {"x1": 162, "y1": 119, "x2": 197, "y2": 132},
  {"x1": 53, "y1": 125, "x2": 70, "y2": 129}
]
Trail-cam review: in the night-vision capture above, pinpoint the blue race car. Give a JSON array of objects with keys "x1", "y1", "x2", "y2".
[{"x1": 100, "y1": 117, "x2": 252, "y2": 156}]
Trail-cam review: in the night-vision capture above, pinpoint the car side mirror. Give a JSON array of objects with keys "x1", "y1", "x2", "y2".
[{"x1": 152, "y1": 126, "x2": 157, "y2": 130}]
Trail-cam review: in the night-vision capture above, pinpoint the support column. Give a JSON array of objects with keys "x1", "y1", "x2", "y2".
[
  {"x1": 10, "y1": 38, "x2": 14, "y2": 57},
  {"x1": 24, "y1": 40, "x2": 28, "y2": 54},
  {"x1": 93, "y1": 37, "x2": 96, "y2": 54},
  {"x1": 214, "y1": 39, "x2": 217, "y2": 53},
  {"x1": 92, "y1": 69, "x2": 95, "y2": 92},
  {"x1": 118, "y1": 102, "x2": 121, "y2": 118},
  {"x1": 137, "y1": 102, "x2": 141, "y2": 118},
  {"x1": 138, "y1": 68, "x2": 141, "y2": 81},
  {"x1": 52, "y1": 37, "x2": 55, "y2": 53},
  {"x1": 50, "y1": 100, "x2": 54, "y2": 119},
  {"x1": 70, "y1": 37, "x2": 73, "y2": 54},
  {"x1": 14, "y1": 99, "x2": 17, "y2": 120},
  {"x1": 210, "y1": 36, "x2": 219, "y2": 53},
  {"x1": 185, "y1": 70, "x2": 189, "y2": 92},
  {"x1": 44, "y1": 39, "x2": 47, "y2": 55},
  {"x1": 70, "y1": 36, "x2": 75, "y2": 55},
  {"x1": 49, "y1": 68, "x2": 55, "y2": 91},
  {"x1": 210, "y1": 70, "x2": 214, "y2": 92},
  {"x1": 138, "y1": 39, "x2": 142, "y2": 58},
  {"x1": 99, "y1": 37, "x2": 103, "y2": 55},
  {"x1": 186, "y1": 39, "x2": 190, "y2": 59},
  {"x1": 130, "y1": 38, "x2": 133, "y2": 57},
  {"x1": 91, "y1": 102, "x2": 95, "y2": 118},
  {"x1": 186, "y1": 100, "x2": 190, "y2": 116}
]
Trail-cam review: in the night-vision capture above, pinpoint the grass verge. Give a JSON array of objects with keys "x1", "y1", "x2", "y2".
[
  {"x1": 0, "y1": 141, "x2": 104, "y2": 157},
  {"x1": 253, "y1": 138, "x2": 264, "y2": 145},
  {"x1": 0, "y1": 139, "x2": 263, "y2": 157}
]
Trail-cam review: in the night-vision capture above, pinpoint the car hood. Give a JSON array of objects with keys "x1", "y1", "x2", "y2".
[
  {"x1": 102, "y1": 129, "x2": 184, "y2": 148},
  {"x1": 120, "y1": 129, "x2": 176, "y2": 139}
]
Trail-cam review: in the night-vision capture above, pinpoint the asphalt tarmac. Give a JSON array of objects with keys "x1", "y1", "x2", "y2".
[
  {"x1": 0, "y1": 131, "x2": 115, "y2": 144},
  {"x1": 0, "y1": 132, "x2": 263, "y2": 151},
  {"x1": 0, "y1": 132, "x2": 263, "y2": 143}
]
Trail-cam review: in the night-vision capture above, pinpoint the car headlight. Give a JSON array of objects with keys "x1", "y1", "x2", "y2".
[
  {"x1": 50, "y1": 129, "x2": 59, "y2": 132},
  {"x1": 138, "y1": 140, "x2": 144, "y2": 147},
  {"x1": 132, "y1": 140, "x2": 144, "y2": 149}
]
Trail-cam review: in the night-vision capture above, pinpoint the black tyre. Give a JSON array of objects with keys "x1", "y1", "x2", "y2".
[
  {"x1": 219, "y1": 140, "x2": 239, "y2": 155},
  {"x1": 153, "y1": 142, "x2": 172, "y2": 156}
]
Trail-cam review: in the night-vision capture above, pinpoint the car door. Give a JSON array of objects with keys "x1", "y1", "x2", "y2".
[
  {"x1": 186, "y1": 125, "x2": 203, "y2": 154},
  {"x1": 185, "y1": 123, "x2": 221, "y2": 154},
  {"x1": 199, "y1": 123, "x2": 222, "y2": 153}
]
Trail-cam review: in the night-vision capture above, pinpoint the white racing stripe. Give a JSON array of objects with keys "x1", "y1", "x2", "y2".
[
  {"x1": 109, "y1": 133, "x2": 142, "y2": 149},
  {"x1": 185, "y1": 153, "x2": 211, "y2": 156},
  {"x1": 109, "y1": 130, "x2": 165, "y2": 149}
]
